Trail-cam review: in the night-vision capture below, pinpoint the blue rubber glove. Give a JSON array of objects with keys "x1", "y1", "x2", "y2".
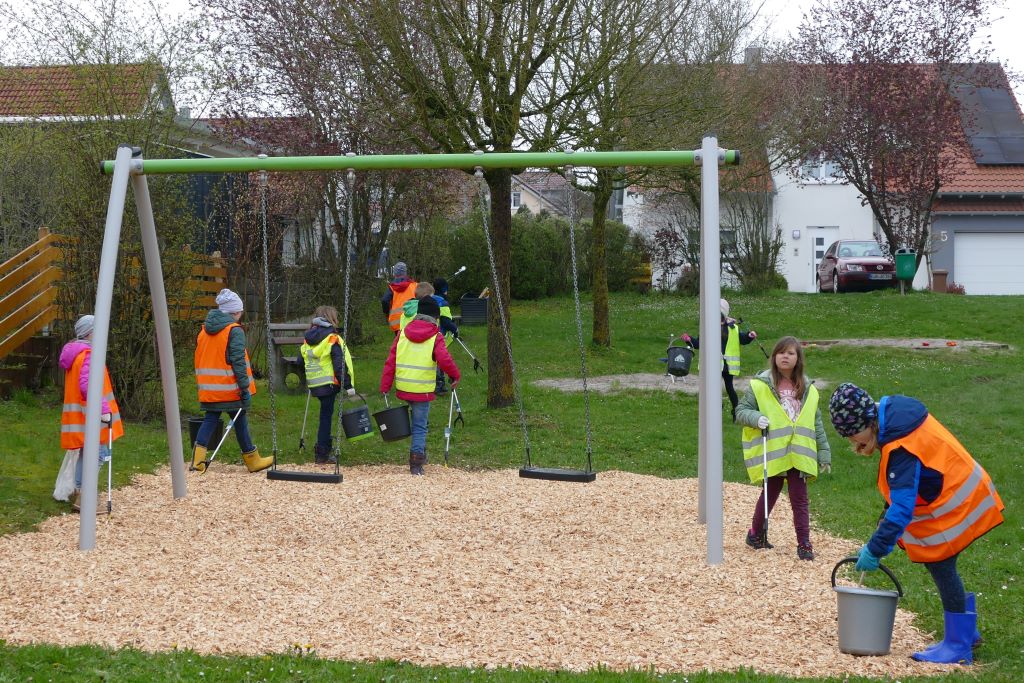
[{"x1": 855, "y1": 544, "x2": 880, "y2": 572}]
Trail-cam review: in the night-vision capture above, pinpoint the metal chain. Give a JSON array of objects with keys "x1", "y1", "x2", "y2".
[
  {"x1": 259, "y1": 162, "x2": 279, "y2": 458},
  {"x1": 475, "y1": 168, "x2": 532, "y2": 464},
  {"x1": 335, "y1": 167, "x2": 355, "y2": 458},
  {"x1": 564, "y1": 166, "x2": 593, "y2": 470}
]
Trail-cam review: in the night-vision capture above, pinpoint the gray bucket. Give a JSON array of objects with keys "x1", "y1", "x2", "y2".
[{"x1": 831, "y1": 557, "x2": 904, "y2": 656}]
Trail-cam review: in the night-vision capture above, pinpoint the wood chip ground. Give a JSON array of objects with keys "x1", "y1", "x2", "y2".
[{"x1": 0, "y1": 465, "x2": 964, "y2": 677}]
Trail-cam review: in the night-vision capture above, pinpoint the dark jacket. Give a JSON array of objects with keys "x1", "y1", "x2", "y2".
[
  {"x1": 689, "y1": 316, "x2": 755, "y2": 354},
  {"x1": 199, "y1": 309, "x2": 251, "y2": 412},
  {"x1": 302, "y1": 324, "x2": 354, "y2": 397},
  {"x1": 868, "y1": 395, "x2": 945, "y2": 559}
]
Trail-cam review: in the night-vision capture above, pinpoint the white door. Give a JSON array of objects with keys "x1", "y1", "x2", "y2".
[
  {"x1": 810, "y1": 226, "x2": 839, "y2": 291},
  {"x1": 954, "y1": 232, "x2": 1024, "y2": 295}
]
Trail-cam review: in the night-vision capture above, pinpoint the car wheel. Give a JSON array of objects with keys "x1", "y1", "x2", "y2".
[{"x1": 832, "y1": 271, "x2": 841, "y2": 294}]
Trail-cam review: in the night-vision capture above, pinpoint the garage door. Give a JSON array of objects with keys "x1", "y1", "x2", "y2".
[{"x1": 954, "y1": 232, "x2": 1024, "y2": 295}]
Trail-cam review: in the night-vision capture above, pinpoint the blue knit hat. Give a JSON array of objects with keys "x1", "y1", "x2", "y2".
[{"x1": 829, "y1": 383, "x2": 878, "y2": 437}]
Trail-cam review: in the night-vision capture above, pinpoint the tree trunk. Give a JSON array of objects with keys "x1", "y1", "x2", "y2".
[
  {"x1": 590, "y1": 170, "x2": 613, "y2": 347},
  {"x1": 484, "y1": 169, "x2": 514, "y2": 408}
]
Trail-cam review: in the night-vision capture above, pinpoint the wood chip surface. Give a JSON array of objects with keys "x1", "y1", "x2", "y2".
[{"x1": 0, "y1": 465, "x2": 962, "y2": 677}]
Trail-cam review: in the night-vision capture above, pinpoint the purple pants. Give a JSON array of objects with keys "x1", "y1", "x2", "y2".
[{"x1": 750, "y1": 468, "x2": 810, "y2": 546}]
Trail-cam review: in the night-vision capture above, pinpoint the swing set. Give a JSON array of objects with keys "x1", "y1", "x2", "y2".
[{"x1": 75, "y1": 144, "x2": 737, "y2": 556}]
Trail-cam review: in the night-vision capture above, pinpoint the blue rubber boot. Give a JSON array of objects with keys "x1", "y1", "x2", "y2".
[
  {"x1": 920, "y1": 592, "x2": 982, "y2": 655},
  {"x1": 911, "y1": 611, "x2": 975, "y2": 665}
]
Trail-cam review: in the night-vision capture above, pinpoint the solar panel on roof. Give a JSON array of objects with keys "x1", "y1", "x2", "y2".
[
  {"x1": 999, "y1": 138, "x2": 1024, "y2": 162},
  {"x1": 956, "y1": 85, "x2": 1024, "y2": 165},
  {"x1": 969, "y1": 137, "x2": 1006, "y2": 163}
]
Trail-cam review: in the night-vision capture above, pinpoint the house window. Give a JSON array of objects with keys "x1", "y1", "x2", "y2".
[
  {"x1": 511, "y1": 191, "x2": 521, "y2": 209},
  {"x1": 798, "y1": 154, "x2": 844, "y2": 183}
]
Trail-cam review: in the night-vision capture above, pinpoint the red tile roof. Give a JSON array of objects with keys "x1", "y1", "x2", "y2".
[
  {"x1": 939, "y1": 145, "x2": 1024, "y2": 194},
  {"x1": 0, "y1": 64, "x2": 166, "y2": 117},
  {"x1": 933, "y1": 198, "x2": 1024, "y2": 213}
]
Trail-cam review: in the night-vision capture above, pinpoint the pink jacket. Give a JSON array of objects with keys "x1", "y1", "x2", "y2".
[
  {"x1": 59, "y1": 340, "x2": 111, "y2": 413},
  {"x1": 380, "y1": 319, "x2": 460, "y2": 402}
]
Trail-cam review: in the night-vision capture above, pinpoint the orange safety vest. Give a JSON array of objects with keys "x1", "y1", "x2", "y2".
[
  {"x1": 387, "y1": 281, "x2": 418, "y2": 332},
  {"x1": 61, "y1": 349, "x2": 124, "y2": 449},
  {"x1": 879, "y1": 414, "x2": 1004, "y2": 563},
  {"x1": 194, "y1": 322, "x2": 257, "y2": 403}
]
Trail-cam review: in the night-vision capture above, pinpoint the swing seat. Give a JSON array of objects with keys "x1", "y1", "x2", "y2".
[
  {"x1": 519, "y1": 466, "x2": 596, "y2": 483},
  {"x1": 266, "y1": 469, "x2": 342, "y2": 483}
]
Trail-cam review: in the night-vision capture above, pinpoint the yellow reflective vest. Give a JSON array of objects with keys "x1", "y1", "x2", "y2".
[
  {"x1": 742, "y1": 379, "x2": 819, "y2": 483},
  {"x1": 723, "y1": 324, "x2": 740, "y2": 376},
  {"x1": 300, "y1": 333, "x2": 355, "y2": 390},
  {"x1": 395, "y1": 333, "x2": 436, "y2": 394}
]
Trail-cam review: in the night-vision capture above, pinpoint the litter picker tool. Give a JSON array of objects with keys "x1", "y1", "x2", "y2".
[
  {"x1": 443, "y1": 388, "x2": 465, "y2": 466},
  {"x1": 298, "y1": 390, "x2": 311, "y2": 454},
  {"x1": 197, "y1": 408, "x2": 243, "y2": 473},
  {"x1": 455, "y1": 336, "x2": 483, "y2": 373},
  {"x1": 448, "y1": 265, "x2": 467, "y2": 281},
  {"x1": 739, "y1": 317, "x2": 770, "y2": 359},
  {"x1": 762, "y1": 426, "x2": 770, "y2": 544},
  {"x1": 104, "y1": 416, "x2": 113, "y2": 517}
]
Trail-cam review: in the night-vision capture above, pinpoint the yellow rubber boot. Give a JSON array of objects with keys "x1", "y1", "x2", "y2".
[
  {"x1": 191, "y1": 444, "x2": 208, "y2": 473},
  {"x1": 242, "y1": 447, "x2": 272, "y2": 473}
]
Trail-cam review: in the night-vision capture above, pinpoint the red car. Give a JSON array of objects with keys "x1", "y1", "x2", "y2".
[{"x1": 817, "y1": 240, "x2": 897, "y2": 293}]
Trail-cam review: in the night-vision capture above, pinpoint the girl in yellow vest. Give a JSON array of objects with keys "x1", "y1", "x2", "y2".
[
  {"x1": 58, "y1": 314, "x2": 124, "y2": 512},
  {"x1": 300, "y1": 306, "x2": 355, "y2": 464},
  {"x1": 380, "y1": 296, "x2": 460, "y2": 475},
  {"x1": 683, "y1": 298, "x2": 758, "y2": 422},
  {"x1": 829, "y1": 383, "x2": 1004, "y2": 665},
  {"x1": 735, "y1": 336, "x2": 831, "y2": 560},
  {"x1": 191, "y1": 289, "x2": 271, "y2": 473}
]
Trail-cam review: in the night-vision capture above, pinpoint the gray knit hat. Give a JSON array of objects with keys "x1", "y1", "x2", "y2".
[{"x1": 74, "y1": 314, "x2": 95, "y2": 339}]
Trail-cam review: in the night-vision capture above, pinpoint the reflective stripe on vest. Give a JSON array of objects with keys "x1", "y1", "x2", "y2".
[
  {"x1": 723, "y1": 324, "x2": 740, "y2": 376},
  {"x1": 301, "y1": 334, "x2": 340, "y2": 389},
  {"x1": 395, "y1": 332, "x2": 436, "y2": 394},
  {"x1": 194, "y1": 323, "x2": 256, "y2": 403},
  {"x1": 388, "y1": 282, "x2": 418, "y2": 331},
  {"x1": 879, "y1": 413, "x2": 1004, "y2": 563},
  {"x1": 61, "y1": 349, "x2": 124, "y2": 449},
  {"x1": 741, "y1": 380, "x2": 819, "y2": 483}
]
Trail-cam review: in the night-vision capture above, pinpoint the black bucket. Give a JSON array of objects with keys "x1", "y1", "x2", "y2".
[
  {"x1": 667, "y1": 344, "x2": 693, "y2": 377},
  {"x1": 341, "y1": 395, "x2": 375, "y2": 442},
  {"x1": 373, "y1": 402, "x2": 411, "y2": 442},
  {"x1": 187, "y1": 415, "x2": 223, "y2": 449}
]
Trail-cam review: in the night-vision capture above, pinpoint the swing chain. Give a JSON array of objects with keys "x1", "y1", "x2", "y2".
[
  {"x1": 563, "y1": 165, "x2": 594, "y2": 467},
  {"x1": 258, "y1": 161, "x2": 280, "y2": 458},
  {"x1": 474, "y1": 167, "x2": 532, "y2": 464},
  {"x1": 334, "y1": 166, "x2": 356, "y2": 457}
]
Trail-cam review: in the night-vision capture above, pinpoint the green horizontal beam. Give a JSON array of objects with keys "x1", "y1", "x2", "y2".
[{"x1": 99, "y1": 149, "x2": 740, "y2": 175}]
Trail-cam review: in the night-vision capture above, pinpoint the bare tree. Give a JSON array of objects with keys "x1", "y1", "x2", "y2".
[{"x1": 786, "y1": 0, "x2": 997, "y2": 268}]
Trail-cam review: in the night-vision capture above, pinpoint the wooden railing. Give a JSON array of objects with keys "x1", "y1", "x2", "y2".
[
  {"x1": 1, "y1": 230, "x2": 228, "y2": 363},
  {"x1": 0, "y1": 228, "x2": 62, "y2": 361}
]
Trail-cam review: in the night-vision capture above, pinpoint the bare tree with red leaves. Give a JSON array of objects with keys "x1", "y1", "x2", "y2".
[{"x1": 785, "y1": 0, "x2": 998, "y2": 269}]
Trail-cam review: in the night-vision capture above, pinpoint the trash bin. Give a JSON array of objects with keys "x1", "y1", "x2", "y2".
[
  {"x1": 894, "y1": 248, "x2": 917, "y2": 281},
  {"x1": 460, "y1": 293, "x2": 489, "y2": 325},
  {"x1": 187, "y1": 415, "x2": 223, "y2": 450}
]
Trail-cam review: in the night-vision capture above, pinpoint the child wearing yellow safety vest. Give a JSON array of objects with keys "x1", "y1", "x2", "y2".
[
  {"x1": 735, "y1": 335, "x2": 831, "y2": 560},
  {"x1": 683, "y1": 298, "x2": 757, "y2": 422},
  {"x1": 301, "y1": 306, "x2": 356, "y2": 464},
  {"x1": 380, "y1": 296, "x2": 460, "y2": 475}
]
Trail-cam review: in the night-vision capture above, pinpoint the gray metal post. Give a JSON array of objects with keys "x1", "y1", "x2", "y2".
[
  {"x1": 132, "y1": 171, "x2": 188, "y2": 499},
  {"x1": 79, "y1": 144, "x2": 133, "y2": 551},
  {"x1": 697, "y1": 281, "x2": 706, "y2": 524},
  {"x1": 698, "y1": 135, "x2": 724, "y2": 565}
]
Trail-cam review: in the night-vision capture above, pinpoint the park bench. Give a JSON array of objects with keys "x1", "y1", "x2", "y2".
[{"x1": 269, "y1": 323, "x2": 309, "y2": 392}]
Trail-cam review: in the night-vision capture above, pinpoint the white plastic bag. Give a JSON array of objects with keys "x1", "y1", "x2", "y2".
[{"x1": 53, "y1": 449, "x2": 79, "y2": 502}]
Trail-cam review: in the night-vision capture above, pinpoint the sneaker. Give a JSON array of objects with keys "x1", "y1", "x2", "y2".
[
  {"x1": 797, "y1": 544, "x2": 815, "y2": 561},
  {"x1": 313, "y1": 444, "x2": 337, "y2": 465},
  {"x1": 745, "y1": 529, "x2": 774, "y2": 550}
]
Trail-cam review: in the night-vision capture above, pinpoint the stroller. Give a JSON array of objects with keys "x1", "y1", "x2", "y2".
[{"x1": 664, "y1": 335, "x2": 694, "y2": 382}]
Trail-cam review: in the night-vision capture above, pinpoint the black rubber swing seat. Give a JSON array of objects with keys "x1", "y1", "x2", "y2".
[
  {"x1": 266, "y1": 469, "x2": 343, "y2": 483},
  {"x1": 519, "y1": 466, "x2": 596, "y2": 483}
]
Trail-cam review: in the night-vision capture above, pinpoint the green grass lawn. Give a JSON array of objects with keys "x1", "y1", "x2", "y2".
[{"x1": 0, "y1": 288, "x2": 1020, "y2": 682}]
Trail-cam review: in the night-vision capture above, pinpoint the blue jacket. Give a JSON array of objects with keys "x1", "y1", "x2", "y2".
[
  {"x1": 868, "y1": 395, "x2": 945, "y2": 559},
  {"x1": 431, "y1": 294, "x2": 459, "y2": 337}
]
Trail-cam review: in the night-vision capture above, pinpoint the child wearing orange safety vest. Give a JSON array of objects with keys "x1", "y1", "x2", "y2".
[
  {"x1": 191, "y1": 289, "x2": 271, "y2": 474},
  {"x1": 58, "y1": 314, "x2": 124, "y2": 512},
  {"x1": 829, "y1": 383, "x2": 1004, "y2": 665}
]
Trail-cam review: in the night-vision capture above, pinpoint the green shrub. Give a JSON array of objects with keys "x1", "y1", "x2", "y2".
[{"x1": 741, "y1": 269, "x2": 788, "y2": 294}]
